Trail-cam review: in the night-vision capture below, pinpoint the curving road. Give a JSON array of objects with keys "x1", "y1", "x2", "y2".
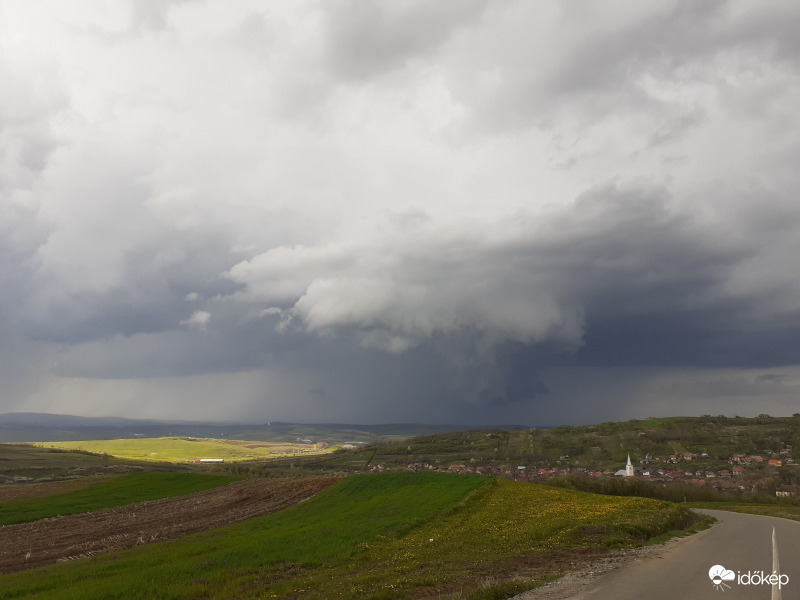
[{"x1": 566, "y1": 509, "x2": 800, "y2": 599}]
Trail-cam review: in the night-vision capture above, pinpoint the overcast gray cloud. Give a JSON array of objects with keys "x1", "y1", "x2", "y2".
[
  {"x1": 322, "y1": 0, "x2": 490, "y2": 81},
  {"x1": 1, "y1": 0, "x2": 800, "y2": 425}
]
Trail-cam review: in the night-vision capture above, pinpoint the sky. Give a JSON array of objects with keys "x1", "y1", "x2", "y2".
[{"x1": 2, "y1": 0, "x2": 800, "y2": 426}]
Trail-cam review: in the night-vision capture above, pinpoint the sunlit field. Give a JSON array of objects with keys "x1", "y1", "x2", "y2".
[{"x1": 35, "y1": 437, "x2": 336, "y2": 463}]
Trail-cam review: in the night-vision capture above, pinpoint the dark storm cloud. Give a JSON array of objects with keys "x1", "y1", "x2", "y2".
[
  {"x1": 50, "y1": 306, "x2": 341, "y2": 380},
  {"x1": 229, "y1": 178, "x2": 800, "y2": 403},
  {"x1": 0, "y1": 205, "x2": 45, "y2": 312},
  {"x1": 25, "y1": 231, "x2": 244, "y2": 344},
  {"x1": 4, "y1": 1, "x2": 800, "y2": 423}
]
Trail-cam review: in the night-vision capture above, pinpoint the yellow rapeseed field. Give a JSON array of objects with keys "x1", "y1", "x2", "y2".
[
  {"x1": 384, "y1": 479, "x2": 683, "y2": 564},
  {"x1": 35, "y1": 437, "x2": 334, "y2": 463},
  {"x1": 287, "y1": 477, "x2": 692, "y2": 598}
]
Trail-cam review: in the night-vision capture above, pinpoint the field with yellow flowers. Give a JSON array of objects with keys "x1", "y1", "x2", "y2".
[
  {"x1": 34, "y1": 437, "x2": 333, "y2": 463},
  {"x1": 0, "y1": 473, "x2": 702, "y2": 600}
]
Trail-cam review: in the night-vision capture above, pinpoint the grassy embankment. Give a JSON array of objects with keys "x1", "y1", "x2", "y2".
[
  {"x1": 686, "y1": 502, "x2": 800, "y2": 522},
  {"x1": 0, "y1": 472, "x2": 241, "y2": 525},
  {"x1": 0, "y1": 472, "x2": 700, "y2": 600},
  {"x1": 35, "y1": 437, "x2": 336, "y2": 463}
]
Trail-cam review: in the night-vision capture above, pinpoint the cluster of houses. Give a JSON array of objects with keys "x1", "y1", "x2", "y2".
[
  {"x1": 391, "y1": 447, "x2": 798, "y2": 496},
  {"x1": 649, "y1": 450, "x2": 794, "y2": 467}
]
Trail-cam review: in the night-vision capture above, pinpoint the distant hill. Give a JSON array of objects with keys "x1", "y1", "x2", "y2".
[
  {"x1": 0, "y1": 413, "x2": 464, "y2": 444},
  {"x1": 0, "y1": 413, "x2": 151, "y2": 428},
  {"x1": 14, "y1": 412, "x2": 799, "y2": 468},
  {"x1": 362, "y1": 414, "x2": 800, "y2": 471},
  {"x1": 0, "y1": 413, "x2": 242, "y2": 443}
]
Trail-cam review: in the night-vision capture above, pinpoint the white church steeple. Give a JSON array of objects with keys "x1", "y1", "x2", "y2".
[{"x1": 625, "y1": 454, "x2": 634, "y2": 477}]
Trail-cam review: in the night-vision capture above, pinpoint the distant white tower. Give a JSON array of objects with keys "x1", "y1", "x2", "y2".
[{"x1": 625, "y1": 454, "x2": 635, "y2": 477}]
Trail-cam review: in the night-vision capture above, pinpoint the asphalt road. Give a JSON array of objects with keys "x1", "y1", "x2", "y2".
[{"x1": 571, "y1": 509, "x2": 800, "y2": 599}]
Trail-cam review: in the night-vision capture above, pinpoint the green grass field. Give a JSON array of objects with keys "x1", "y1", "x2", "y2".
[
  {"x1": 688, "y1": 501, "x2": 800, "y2": 522},
  {"x1": 0, "y1": 472, "x2": 240, "y2": 525},
  {"x1": 0, "y1": 473, "x2": 697, "y2": 600},
  {"x1": 0, "y1": 443, "x2": 147, "y2": 481},
  {"x1": 34, "y1": 437, "x2": 335, "y2": 463}
]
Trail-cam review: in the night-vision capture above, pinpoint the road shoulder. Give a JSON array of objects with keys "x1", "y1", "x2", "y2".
[{"x1": 512, "y1": 520, "x2": 715, "y2": 600}]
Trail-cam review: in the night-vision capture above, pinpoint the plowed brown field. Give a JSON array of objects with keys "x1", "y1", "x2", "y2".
[
  {"x1": 0, "y1": 476, "x2": 337, "y2": 574},
  {"x1": 0, "y1": 477, "x2": 105, "y2": 502}
]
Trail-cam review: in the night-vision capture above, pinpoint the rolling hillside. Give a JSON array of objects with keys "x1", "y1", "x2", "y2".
[
  {"x1": 0, "y1": 472, "x2": 700, "y2": 599},
  {"x1": 363, "y1": 415, "x2": 800, "y2": 470}
]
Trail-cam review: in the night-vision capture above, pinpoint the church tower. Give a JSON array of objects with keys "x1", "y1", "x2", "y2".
[{"x1": 625, "y1": 454, "x2": 634, "y2": 477}]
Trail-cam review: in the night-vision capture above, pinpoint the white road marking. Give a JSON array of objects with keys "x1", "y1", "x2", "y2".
[{"x1": 772, "y1": 526, "x2": 781, "y2": 600}]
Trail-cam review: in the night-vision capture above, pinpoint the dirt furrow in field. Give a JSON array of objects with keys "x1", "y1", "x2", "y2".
[
  {"x1": 0, "y1": 478, "x2": 105, "y2": 502},
  {"x1": 0, "y1": 476, "x2": 337, "y2": 574}
]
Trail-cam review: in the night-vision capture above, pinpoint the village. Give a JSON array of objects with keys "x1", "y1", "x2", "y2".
[{"x1": 383, "y1": 447, "x2": 799, "y2": 498}]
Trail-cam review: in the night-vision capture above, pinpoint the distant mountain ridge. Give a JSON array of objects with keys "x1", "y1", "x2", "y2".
[
  {"x1": 0, "y1": 412, "x2": 238, "y2": 428},
  {"x1": 0, "y1": 412, "x2": 466, "y2": 444}
]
